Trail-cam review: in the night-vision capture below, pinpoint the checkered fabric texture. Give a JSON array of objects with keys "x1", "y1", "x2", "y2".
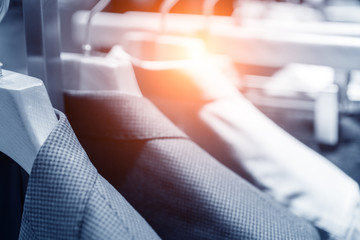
[
  {"x1": 18, "y1": 110, "x2": 160, "y2": 240},
  {"x1": 65, "y1": 91, "x2": 320, "y2": 240}
]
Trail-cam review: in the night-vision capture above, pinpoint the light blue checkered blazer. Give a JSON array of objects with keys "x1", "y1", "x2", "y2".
[{"x1": 18, "y1": 110, "x2": 160, "y2": 240}]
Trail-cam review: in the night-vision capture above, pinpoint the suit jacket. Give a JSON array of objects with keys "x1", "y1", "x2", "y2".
[
  {"x1": 136, "y1": 68, "x2": 360, "y2": 240},
  {"x1": 18, "y1": 110, "x2": 160, "y2": 240},
  {"x1": 65, "y1": 91, "x2": 320, "y2": 240}
]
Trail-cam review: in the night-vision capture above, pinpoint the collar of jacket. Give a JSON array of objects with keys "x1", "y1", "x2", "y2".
[
  {"x1": 64, "y1": 90, "x2": 188, "y2": 141},
  {"x1": 21, "y1": 110, "x2": 98, "y2": 239}
]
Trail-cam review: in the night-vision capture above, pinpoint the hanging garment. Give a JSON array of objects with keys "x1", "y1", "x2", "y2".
[
  {"x1": 64, "y1": 91, "x2": 320, "y2": 240},
  {"x1": 0, "y1": 154, "x2": 28, "y2": 240},
  {"x1": 132, "y1": 58, "x2": 360, "y2": 240},
  {"x1": 18, "y1": 110, "x2": 160, "y2": 240}
]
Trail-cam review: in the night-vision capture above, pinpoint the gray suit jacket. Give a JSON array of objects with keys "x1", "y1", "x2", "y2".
[
  {"x1": 65, "y1": 91, "x2": 320, "y2": 240},
  {"x1": 137, "y1": 68, "x2": 359, "y2": 240},
  {"x1": 19, "y1": 110, "x2": 160, "y2": 240}
]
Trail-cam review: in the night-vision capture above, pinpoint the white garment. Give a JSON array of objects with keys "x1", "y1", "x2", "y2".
[{"x1": 198, "y1": 95, "x2": 359, "y2": 240}]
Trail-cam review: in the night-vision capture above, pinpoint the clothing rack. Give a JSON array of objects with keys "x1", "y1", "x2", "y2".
[{"x1": 22, "y1": 0, "x2": 63, "y2": 110}]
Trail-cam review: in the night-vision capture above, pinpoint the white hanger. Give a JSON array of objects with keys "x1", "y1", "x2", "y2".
[
  {"x1": 159, "y1": 0, "x2": 219, "y2": 35},
  {"x1": 0, "y1": 65, "x2": 57, "y2": 174},
  {"x1": 116, "y1": 31, "x2": 206, "y2": 62},
  {"x1": 62, "y1": 52, "x2": 142, "y2": 97},
  {"x1": 105, "y1": 0, "x2": 208, "y2": 83},
  {"x1": 203, "y1": 0, "x2": 220, "y2": 32},
  {"x1": 112, "y1": 0, "x2": 215, "y2": 64},
  {"x1": 159, "y1": 0, "x2": 179, "y2": 33},
  {"x1": 66, "y1": 0, "x2": 142, "y2": 96}
]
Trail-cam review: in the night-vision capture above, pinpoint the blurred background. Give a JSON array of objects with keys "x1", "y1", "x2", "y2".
[{"x1": 1, "y1": 0, "x2": 360, "y2": 185}]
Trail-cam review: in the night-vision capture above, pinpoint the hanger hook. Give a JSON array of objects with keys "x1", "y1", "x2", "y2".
[
  {"x1": 0, "y1": 62, "x2": 3, "y2": 78},
  {"x1": 0, "y1": 0, "x2": 9, "y2": 24},
  {"x1": 159, "y1": 0, "x2": 179, "y2": 34},
  {"x1": 203, "y1": 0, "x2": 219, "y2": 17},
  {"x1": 203, "y1": 0, "x2": 219, "y2": 33},
  {"x1": 83, "y1": 0, "x2": 111, "y2": 56}
]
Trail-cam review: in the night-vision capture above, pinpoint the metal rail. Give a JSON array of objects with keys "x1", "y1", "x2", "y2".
[{"x1": 23, "y1": 0, "x2": 63, "y2": 110}]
